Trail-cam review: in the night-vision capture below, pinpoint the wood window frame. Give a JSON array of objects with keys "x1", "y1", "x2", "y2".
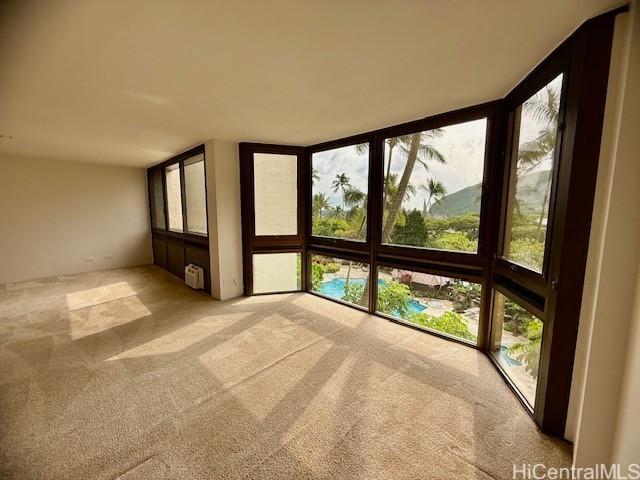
[
  {"x1": 239, "y1": 143, "x2": 307, "y2": 295},
  {"x1": 146, "y1": 144, "x2": 211, "y2": 292}
]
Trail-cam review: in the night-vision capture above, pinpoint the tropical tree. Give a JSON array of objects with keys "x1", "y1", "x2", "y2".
[
  {"x1": 381, "y1": 131, "x2": 446, "y2": 243},
  {"x1": 357, "y1": 134, "x2": 445, "y2": 305},
  {"x1": 410, "y1": 311, "x2": 476, "y2": 341},
  {"x1": 391, "y1": 209, "x2": 428, "y2": 247},
  {"x1": 517, "y1": 83, "x2": 561, "y2": 241},
  {"x1": 331, "y1": 173, "x2": 351, "y2": 209},
  {"x1": 421, "y1": 177, "x2": 447, "y2": 216},
  {"x1": 312, "y1": 168, "x2": 320, "y2": 185},
  {"x1": 312, "y1": 193, "x2": 330, "y2": 216},
  {"x1": 342, "y1": 186, "x2": 367, "y2": 284},
  {"x1": 384, "y1": 173, "x2": 416, "y2": 214}
]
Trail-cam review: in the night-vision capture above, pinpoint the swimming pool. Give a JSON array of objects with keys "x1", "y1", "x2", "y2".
[{"x1": 318, "y1": 277, "x2": 426, "y2": 314}]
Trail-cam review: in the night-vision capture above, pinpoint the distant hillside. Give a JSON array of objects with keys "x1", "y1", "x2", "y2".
[{"x1": 429, "y1": 170, "x2": 551, "y2": 216}]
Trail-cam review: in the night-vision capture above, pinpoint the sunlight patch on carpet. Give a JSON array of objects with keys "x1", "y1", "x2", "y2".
[{"x1": 66, "y1": 282, "x2": 136, "y2": 311}]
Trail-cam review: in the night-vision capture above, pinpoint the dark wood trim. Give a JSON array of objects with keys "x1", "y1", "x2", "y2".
[
  {"x1": 535, "y1": 13, "x2": 618, "y2": 436},
  {"x1": 308, "y1": 247, "x2": 371, "y2": 265},
  {"x1": 239, "y1": 143, "x2": 253, "y2": 295}
]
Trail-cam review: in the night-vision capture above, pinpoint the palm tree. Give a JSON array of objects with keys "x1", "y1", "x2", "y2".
[
  {"x1": 331, "y1": 173, "x2": 351, "y2": 209},
  {"x1": 384, "y1": 173, "x2": 416, "y2": 211},
  {"x1": 421, "y1": 178, "x2": 447, "y2": 215},
  {"x1": 358, "y1": 132, "x2": 445, "y2": 305},
  {"x1": 312, "y1": 168, "x2": 320, "y2": 185},
  {"x1": 312, "y1": 193, "x2": 330, "y2": 216},
  {"x1": 340, "y1": 186, "x2": 368, "y2": 302},
  {"x1": 381, "y1": 130, "x2": 446, "y2": 242},
  {"x1": 518, "y1": 83, "x2": 561, "y2": 241}
]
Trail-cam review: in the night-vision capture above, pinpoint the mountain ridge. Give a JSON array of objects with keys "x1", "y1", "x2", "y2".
[{"x1": 429, "y1": 170, "x2": 551, "y2": 216}]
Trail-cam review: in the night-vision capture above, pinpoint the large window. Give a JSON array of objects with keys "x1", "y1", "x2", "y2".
[
  {"x1": 311, "y1": 143, "x2": 369, "y2": 241},
  {"x1": 375, "y1": 268, "x2": 480, "y2": 343},
  {"x1": 310, "y1": 253, "x2": 370, "y2": 309},
  {"x1": 253, "y1": 253, "x2": 301, "y2": 294},
  {"x1": 491, "y1": 291, "x2": 544, "y2": 407},
  {"x1": 253, "y1": 153, "x2": 298, "y2": 236},
  {"x1": 165, "y1": 163, "x2": 183, "y2": 232},
  {"x1": 502, "y1": 74, "x2": 563, "y2": 273},
  {"x1": 382, "y1": 119, "x2": 487, "y2": 253},
  {"x1": 184, "y1": 154, "x2": 207, "y2": 235}
]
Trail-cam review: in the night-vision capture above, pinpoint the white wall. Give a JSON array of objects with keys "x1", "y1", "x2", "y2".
[
  {"x1": 0, "y1": 155, "x2": 152, "y2": 284},
  {"x1": 569, "y1": 3, "x2": 640, "y2": 469},
  {"x1": 613, "y1": 267, "x2": 640, "y2": 469},
  {"x1": 205, "y1": 139, "x2": 244, "y2": 300}
]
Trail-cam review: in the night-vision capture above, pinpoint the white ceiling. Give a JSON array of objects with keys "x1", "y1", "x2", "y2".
[{"x1": 0, "y1": 0, "x2": 621, "y2": 167}]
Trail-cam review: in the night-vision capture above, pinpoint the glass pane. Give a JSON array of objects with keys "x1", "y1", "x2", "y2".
[
  {"x1": 165, "y1": 163, "x2": 183, "y2": 232},
  {"x1": 151, "y1": 169, "x2": 166, "y2": 229},
  {"x1": 253, "y1": 253, "x2": 301, "y2": 294},
  {"x1": 310, "y1": 254, "x2": 370, "y2": 309},
  {"x1": 253, "y1": 153, "x2": 298, "y2": 236},
  {"x1": 311, "y1": 143, "x2": 369, "y2": 241},
  {"x1": 503, "y1": 74, "x2": 563, "y2": 272},
  {"x1": 184, "y1": 154, "x2": 207, "y2": 235},
  {"x1": 375, "y1": 267, "x2": 480, "y2": 343},
  {"x1": 491, "y1": 291, "x2": 543, "y2": 407},
  {"x1": 382, "y1": 119, "x2": 487, "y2": 253}
]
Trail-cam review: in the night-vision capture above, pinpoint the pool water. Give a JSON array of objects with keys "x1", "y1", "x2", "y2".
[
  {"x1": 499, "y1": 345, "x2": 522, "y2": 366},
  {"x1": 318, "y1": 278, "x2": 426, "y2": 314}
]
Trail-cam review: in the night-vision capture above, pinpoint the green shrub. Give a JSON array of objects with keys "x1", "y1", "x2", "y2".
[
  {"x1": 311, "y1": 263, "x2": 325, "y2": 290},
  {"x1": 323, "y1": 262, "x2": 340, "y2": 274},
  {"x1": 508, "y1": 238, "x2": 545, "y2": 271},
  {"x1": 432, "y1": 231, "x2": 478, "y2": 253},
  {"x1": 376, "y1": 280, "x2": 411, "y2": 317},
  {"x1": 508, "y1": 318, "x2": 543, "y2": 378},
  {"x1": 409, "y1": 311, "x2": 476, "y2": 341},
  {"x1": 343, "y1": 282, "x2": 366, "y2": 306}
]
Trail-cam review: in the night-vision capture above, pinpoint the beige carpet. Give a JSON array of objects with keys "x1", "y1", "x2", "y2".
[{"x1": 0, "y1": 266, "x2": 571, "y2": 479}]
